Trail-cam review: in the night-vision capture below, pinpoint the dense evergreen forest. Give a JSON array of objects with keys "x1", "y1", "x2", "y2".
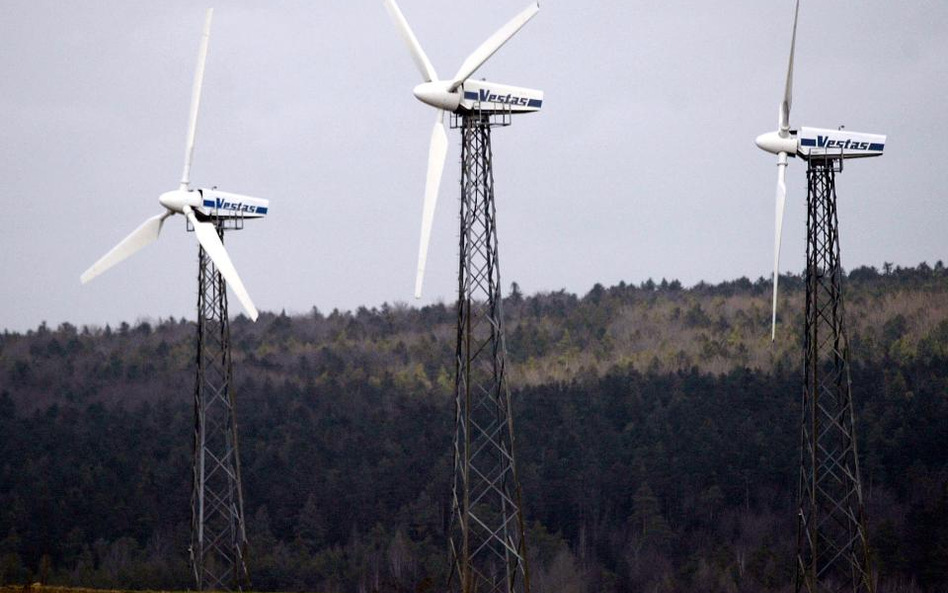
[{"x1": 1, "y1": 263, "x2": 947, "y2": 592}]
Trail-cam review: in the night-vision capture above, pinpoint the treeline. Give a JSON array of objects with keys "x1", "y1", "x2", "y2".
[{"x1": 0, "y1": 263, "x2": 947, "y2": 592}]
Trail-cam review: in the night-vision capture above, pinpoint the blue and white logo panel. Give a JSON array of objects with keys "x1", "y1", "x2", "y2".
[
  {"x1": 460, "y1": 80, "x2": 544, "y2": 114},
  {"x1": 798, "y1": 127, "x2": 886, "y2": 160},
  {"x1": 199, "y1": 189, "x2": 270, "y2": 218}
]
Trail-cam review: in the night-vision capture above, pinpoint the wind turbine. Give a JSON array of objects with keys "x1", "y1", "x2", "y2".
[
  {"x1": 754, "y1": 2, "x2": 883, "y2": 592},
  {"x1": 383, "y1": 2, "x2": 542, "y2": 591},
  {"x1": 81, "y1": 8, "x2": 268, "y2": 321},
  {"x1": 81, "y1": 9, "x2": 263, "y2": 591}
]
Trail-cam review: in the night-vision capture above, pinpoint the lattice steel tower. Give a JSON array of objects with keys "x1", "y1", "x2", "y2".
[
  {"x1": 794, "y1": 158, "x2": 873, "y2": 593},
  {"x1": 447, "y1": 111, "x2": 530, "y2": 593},
  {"x1": 190, "y1": 219, "x2": 250, "y2": 592}
]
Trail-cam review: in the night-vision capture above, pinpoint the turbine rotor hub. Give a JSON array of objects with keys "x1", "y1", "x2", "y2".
[
  {"x1": 755, "y1": 131, "x2": 797, "y2": 156},
  {"x1": 413, "y1": 81, "x2": 460, "y2": 112},
  {"x1": 159, "y1": 189, "x2": 201, "y2": 214}
]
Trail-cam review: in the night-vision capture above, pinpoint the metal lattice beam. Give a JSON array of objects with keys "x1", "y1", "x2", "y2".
[
  {"x1": 190, "y1": 220, "x2": 250, "y2": 592},
  {"x1": 795, "y1": 159, "x2": 874, "y2": 593},
  {"x1": 448, "y1": 112, "x2": 530, "y2": 593}
]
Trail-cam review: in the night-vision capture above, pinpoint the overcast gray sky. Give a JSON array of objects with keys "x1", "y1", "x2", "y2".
[{"x1": 1, "y1": 1, "x2": 945, "y2": 332}]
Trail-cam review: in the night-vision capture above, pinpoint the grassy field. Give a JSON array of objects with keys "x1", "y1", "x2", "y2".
[{"x1": 0, "y1": 583, "x2": 185, "y2": 593}]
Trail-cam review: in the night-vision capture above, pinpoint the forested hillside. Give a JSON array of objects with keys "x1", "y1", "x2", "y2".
[{"x1": 1, "y1": 263, "x2": 947, "y2": 592}]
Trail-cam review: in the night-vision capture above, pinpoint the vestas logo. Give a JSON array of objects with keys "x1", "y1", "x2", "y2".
[
  {"x1": 478, "y1": 88, "x2": 531, "y2": 106},
  {"x1": 465, "y1": 89, "x2": 542, "y2": 108},
  {"x1": 802, "y1": 136, "x2": 884, "y2": 152},
  {"x1": 203, "y1": 198, "x2": 268, "y2": 215}
]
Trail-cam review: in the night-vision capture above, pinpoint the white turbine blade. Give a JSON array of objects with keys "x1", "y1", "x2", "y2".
[
  {"x1": 448, "y1": 2, "x2": 539, "y2": 91},
  {"x1": 81, "y1": 212, "x2": 172, "y2": 284},
  {"x1": 771, "y1": 157, "x2": 788, "y2": 341},
  {"x1": 180, "y1": 8, "x2": 213, "y2": 189},
  {"x1": 383, "y1": 0, "x2": 438, "y2": 82},
  {"x1": 414, "y1": 110, "x2": 448, "y2": 299},
  {"x1": 184, "y1": 207, "x2": 259, "y2": 321},
  {"x1": 779, "y1": 0, "x2": 800, "y2": 135}
]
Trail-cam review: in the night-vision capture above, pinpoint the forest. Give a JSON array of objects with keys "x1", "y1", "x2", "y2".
[{"x1": 0, "y1": 262, "x2": 947, "y2": 592}]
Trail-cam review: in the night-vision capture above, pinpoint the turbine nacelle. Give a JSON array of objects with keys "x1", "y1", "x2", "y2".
[
  {"x1": 796, "y1": 127, "x2": 886, "y2": 160},
  {"x1": 413, "y1": 81, "x2": 460, "y2": 112},
  {"x1": 755, "y1": 128, "x2": 886, "y2": 160}
]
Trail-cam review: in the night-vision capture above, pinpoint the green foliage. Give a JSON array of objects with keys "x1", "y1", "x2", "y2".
[
  {"x1": 630, "y1": 483, "x2": 673, "y2": 549},
  {"x1": 0, "y1": 264, "x2": 946, "y2": 592}
]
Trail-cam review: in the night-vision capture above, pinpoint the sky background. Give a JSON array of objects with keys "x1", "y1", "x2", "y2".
[{"x1": 1, "y1": 1, "x2": 946, "y2": 332}]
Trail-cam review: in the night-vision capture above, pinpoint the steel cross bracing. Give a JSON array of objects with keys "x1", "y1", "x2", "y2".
[
  {"x1": 795, "y1": 159, "x2": 874, "y2": 593},
  {"x1": 190, "y1": 219, "x2": 250, "y2": 592},
  {"x1": 447, "y1": 111, "x2": 530, "y2": 593}
]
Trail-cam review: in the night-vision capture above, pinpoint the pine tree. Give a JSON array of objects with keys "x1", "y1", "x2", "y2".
[
  {"x1": 294, "y1": 495, "x2": 326, "y2": 552},
  {"x1": 631, "y1": 483, "x2": 672, "y2": 549}
]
